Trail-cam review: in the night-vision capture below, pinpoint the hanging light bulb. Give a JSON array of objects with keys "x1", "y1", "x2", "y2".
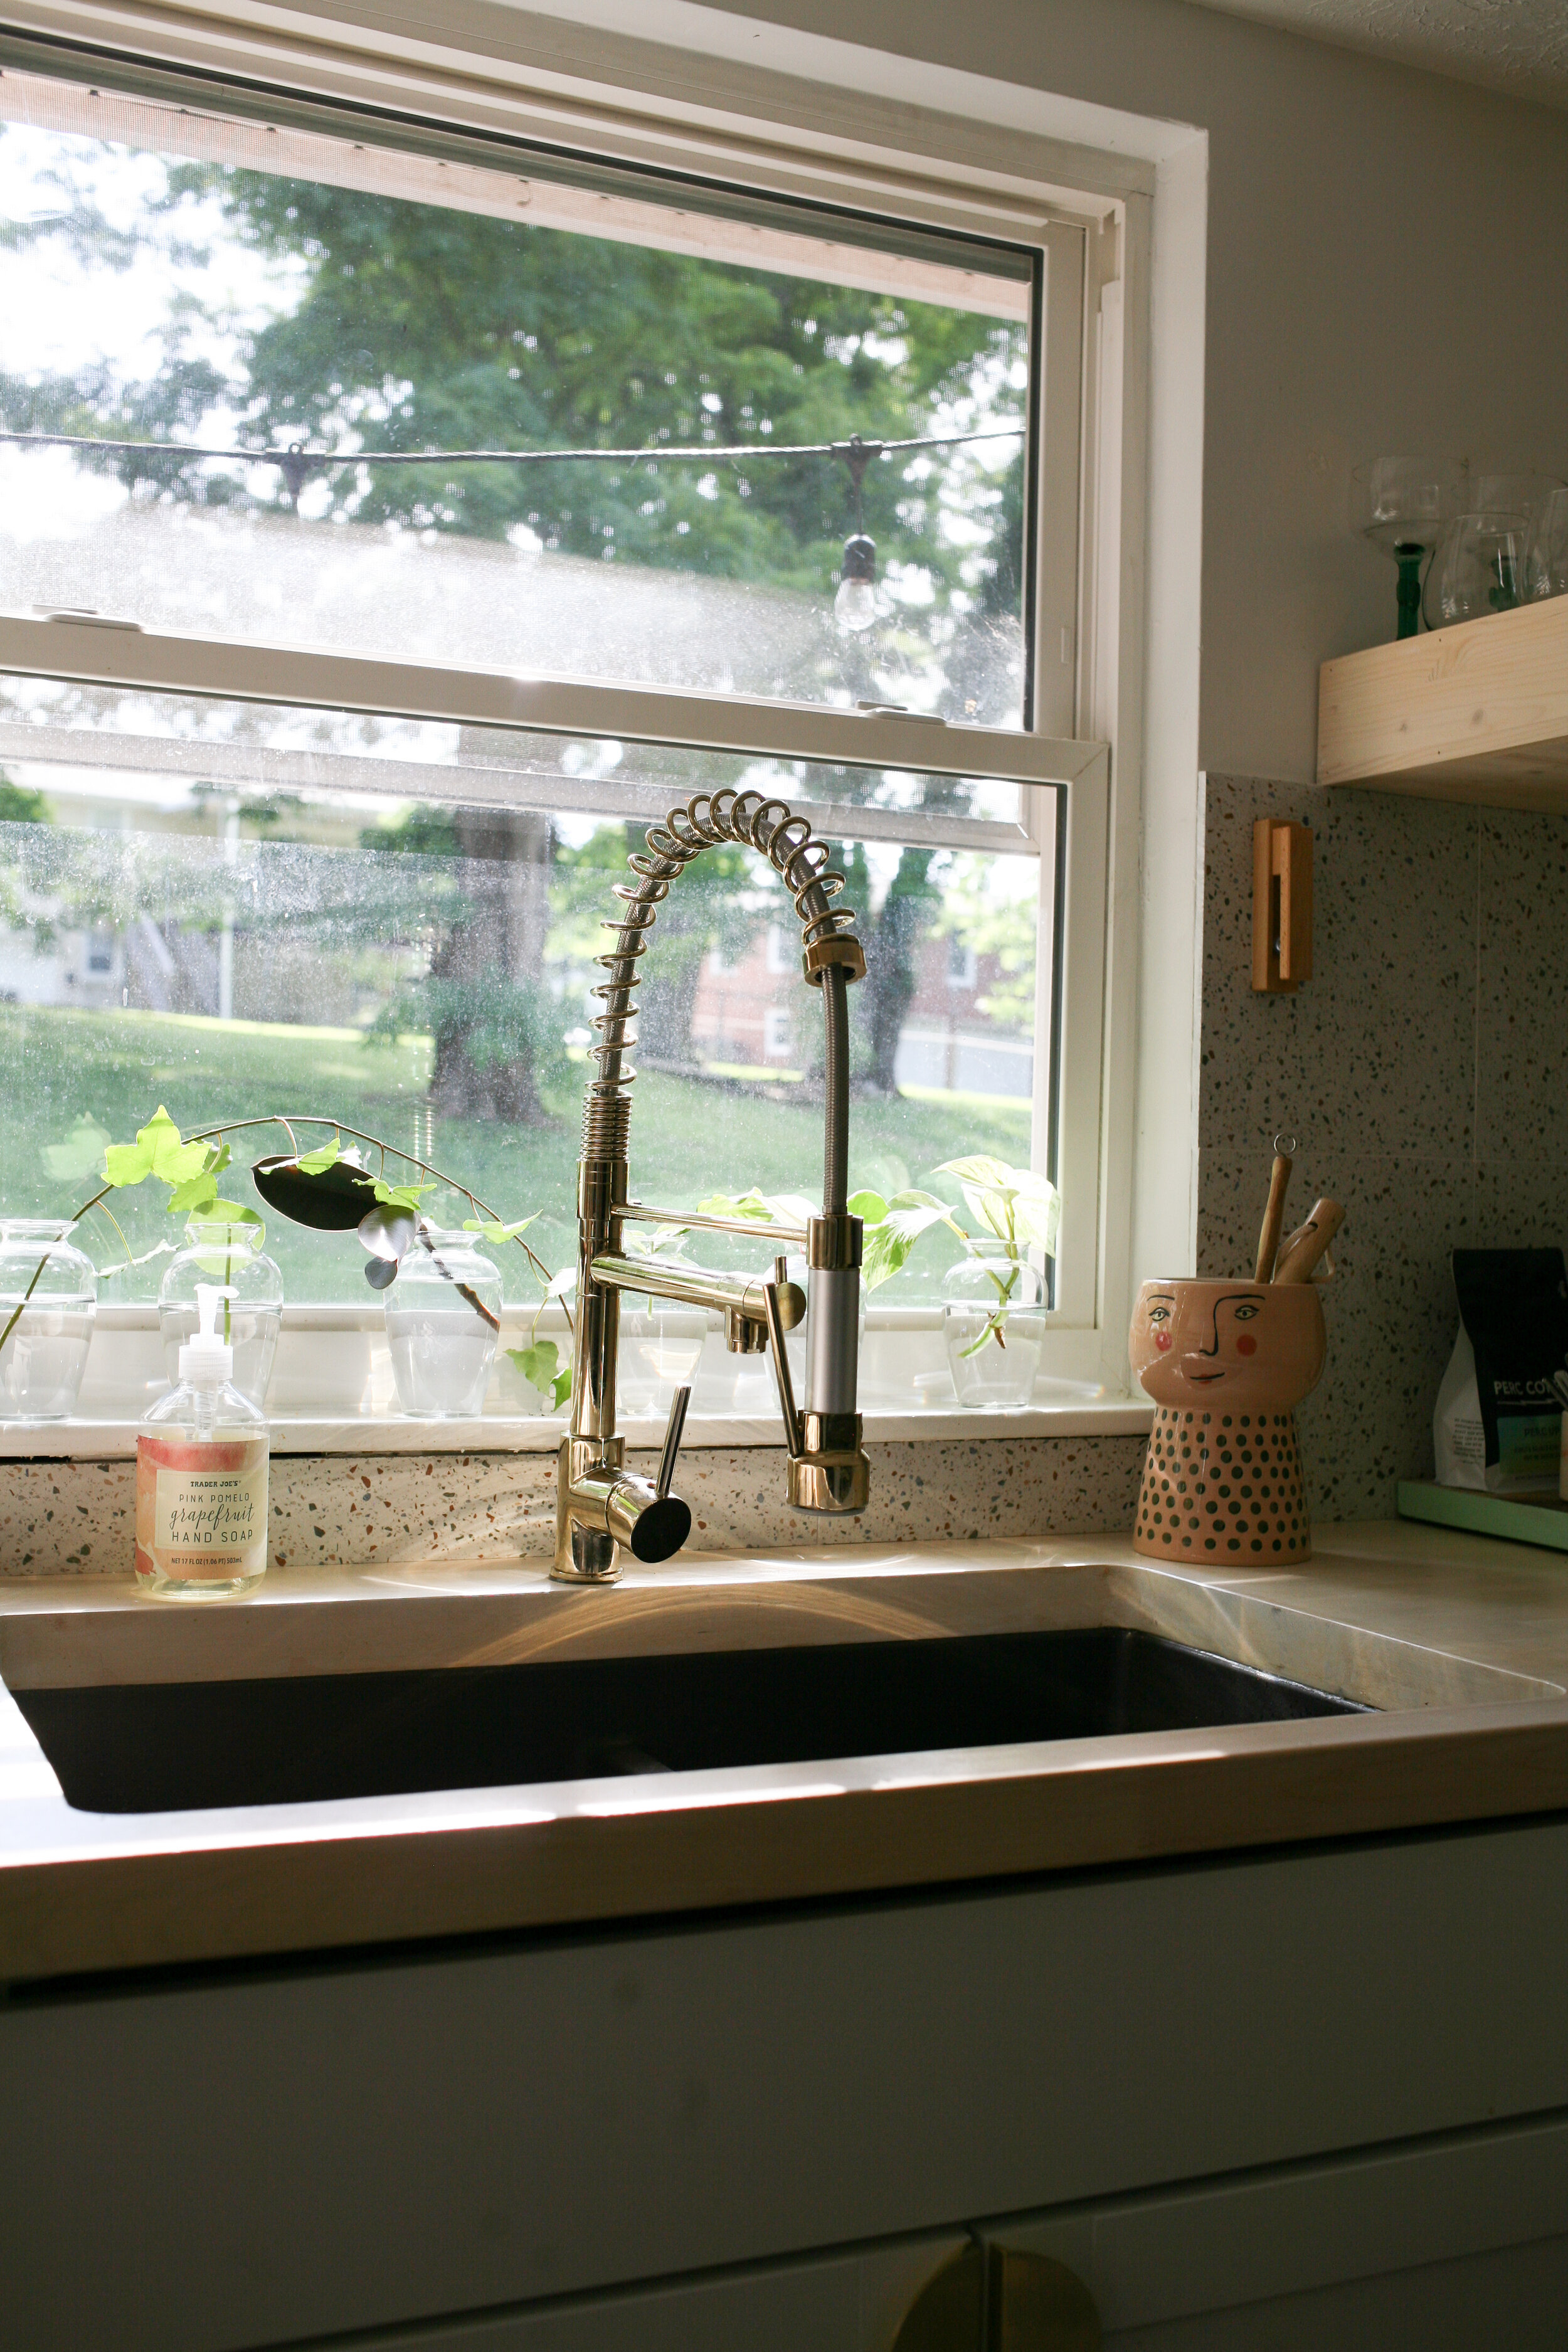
[{"x1": 835, "y1": 531, "x2": 878, "y2": 632}]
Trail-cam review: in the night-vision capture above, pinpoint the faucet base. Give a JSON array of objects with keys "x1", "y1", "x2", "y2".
[
  {"x1": 552, "y1": 1435, "x2": 623, "y2": 1583},
  {"x1": 787, "y1": 1411, "x2": 871, "y2": 1515}
]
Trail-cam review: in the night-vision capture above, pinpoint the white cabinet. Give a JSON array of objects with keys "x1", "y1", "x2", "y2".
[
  {"x1": 7, "y1": 1818, "x2": 1568, "y2": 2351},
  {"x1": 278, "y1": 2234, "x2": 967, "y2": 2352},
  {"x1": 981, "y1": 2112, "x2": 1568, "y2": 2348}
]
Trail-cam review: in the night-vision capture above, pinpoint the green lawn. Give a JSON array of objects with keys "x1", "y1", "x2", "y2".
[{"x1": 1, "y1": 1005, "x2": 1029, "y2": 1305}]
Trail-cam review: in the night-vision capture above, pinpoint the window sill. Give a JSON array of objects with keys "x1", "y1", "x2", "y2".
[
  {"x1": 0, "y1": 1399, "x2": 1152, "y2": 1460},
  {"x1": 33, "y1": 1310, "x2": 1147, "y2": 1456}
]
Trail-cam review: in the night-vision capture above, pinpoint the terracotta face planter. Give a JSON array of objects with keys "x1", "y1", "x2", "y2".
[{"x1": 1127, "y1": 1278, "x2": 1327, "y2": 1562}]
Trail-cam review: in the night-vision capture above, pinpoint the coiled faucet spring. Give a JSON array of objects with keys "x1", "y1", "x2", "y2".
[{"x1": 585, "y1": 787, "x2": 864, "y2": 1160}]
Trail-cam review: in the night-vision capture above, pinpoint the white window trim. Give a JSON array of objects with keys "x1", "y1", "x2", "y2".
[{"x1": 0, "y1": 0, "x2": 1210, "y2": 1444}]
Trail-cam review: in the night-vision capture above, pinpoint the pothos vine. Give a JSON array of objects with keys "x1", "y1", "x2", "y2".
[{"x1": 5, "y1": 1108, "x2": 575, "y2": 1409}]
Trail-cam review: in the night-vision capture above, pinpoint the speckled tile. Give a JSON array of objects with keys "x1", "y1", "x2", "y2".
[
  {"x1": 1476, "y1": 808, "x2": 1568, "y2": 1165},
  {"x1": 1471, "y1": 1163, "x2": 1568, "y2": 1254},
  {"x1": 1200, "y1": 774, "x2": 1477, "y2": 1159},
  {"x1": 0, "y1": 1458, "x2": 134, "y2": 1574},
  {"x1": 0, "y1": 1437, "x2": 1150, "y2": 1576}
]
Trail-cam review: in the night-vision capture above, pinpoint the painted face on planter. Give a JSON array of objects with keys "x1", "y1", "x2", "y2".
[{"x1": 1129, "y1": 1280, "x2": 1325, "y2": 1411}]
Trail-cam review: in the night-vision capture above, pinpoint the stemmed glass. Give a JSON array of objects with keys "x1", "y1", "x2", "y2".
[{"x1": 1349, "y1": 457, "x2": 1456, "y2": 640}]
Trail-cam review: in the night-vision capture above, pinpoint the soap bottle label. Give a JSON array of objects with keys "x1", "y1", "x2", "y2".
[{"x1": 135, "y1": 1434, "x2": 268, "y2": 1581}]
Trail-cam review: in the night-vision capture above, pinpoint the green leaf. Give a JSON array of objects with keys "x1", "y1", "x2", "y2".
[
  {"x1": 102, "y1": 1105, "x2": 212, "y2": 1192},
  {"x1": 623, "y1": 1224, "x2": 692, "y2": 1260},
  {"x1": 42, "y1": 1115, "x2": 112, "y2": 1185},
  {"x1": 861, "y1": 1190, "x2": 952, "y2": 1291},
  {"x1": 373, "y1": 1177, "x2": 433, "y2": 1214},
  {"x1": 933, "y1": 1155, "x2": 1059, "y2": 1259},
  {"x1": 295, "y1": 1136, "x2": 342, "y2": 1176},
  {"x1": 935, "y1": 1153, "x2": 1014, "y2": 1189},
  {"x1": 205, "y1": 1200, "x2": 263, "y2": 1228},
  {"x1": 166, "y1": 1170, "x2": 220, "y2": 1217},
  {"x1": 847, "y1": 1189, "x2": 888, "y2": 1225},
  {"x1": 506, "y1": 1338, "x2": 570, "y2": 1409},
  {"x1": 1012, "y1": 1182, "x2": 1061, "y2": 1258},
  {"x1": 462, "y1": 1214, "x2": 539, "y2": 1242},
  {"x1": 697, "y1": 1187, "x2": 815, "y2": 1229}
]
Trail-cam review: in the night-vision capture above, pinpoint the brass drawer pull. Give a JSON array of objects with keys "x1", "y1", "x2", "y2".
[{"x1": 891, "y1": 2242, "x2": 1101, "y2": 2351}]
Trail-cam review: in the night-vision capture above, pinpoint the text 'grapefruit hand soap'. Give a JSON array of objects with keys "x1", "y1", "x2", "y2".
[{"x1": 136, "y1": 1281, "x2": 269, "y2": 1599}]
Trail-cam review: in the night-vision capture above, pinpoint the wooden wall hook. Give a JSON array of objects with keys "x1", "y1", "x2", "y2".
[{"x1": 1252, "y1": 818, "x2": 1313, "y2": 993}]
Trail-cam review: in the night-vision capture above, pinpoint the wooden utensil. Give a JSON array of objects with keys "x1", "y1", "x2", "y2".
[
  {"x1": 1273, "y1": 1198, "x2": 1345, "y2": 1285},
  {"x1": 1254, "y1": 1139, "x2": 1295, "y2": 1283}
]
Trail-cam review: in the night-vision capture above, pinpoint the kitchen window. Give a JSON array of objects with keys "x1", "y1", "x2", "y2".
[{"x1": 0, "y1": 35, "x2": 1124, "y2": 1431}]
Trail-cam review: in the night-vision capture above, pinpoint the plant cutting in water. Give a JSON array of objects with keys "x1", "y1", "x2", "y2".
[
  {"x1": 694, "y1": 1160, "x2": 1059, "y2": 1355},
  {"x1": 853, "y1": 1155, "x2": 1059, "y2": 1353},
  {"x1": 13, "y1": 1106, "x2": 576, "y2": 1409}
]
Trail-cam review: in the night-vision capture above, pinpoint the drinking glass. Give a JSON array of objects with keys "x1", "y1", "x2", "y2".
[
  {"x1": 1349, "y1": 457, "x2": 1456, "y2": 640},
  {"x1": 1426, "y1": 511, "x2": 1528, "y2": 628},
  {"x1": 1525, "y1": 487, "x2": 1568, "y2": 601}
]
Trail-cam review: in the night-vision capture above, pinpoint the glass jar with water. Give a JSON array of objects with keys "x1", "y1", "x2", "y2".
[
  {"x1": 0, "y1": 1218, "x2": 98, "y2": 1420},
  {"x1": 384, "y1": 1227, "x2": 502, "y2": 1417},
  {"x1": 158, "y1": 1217, "x2": 284, "y2": 1409}
]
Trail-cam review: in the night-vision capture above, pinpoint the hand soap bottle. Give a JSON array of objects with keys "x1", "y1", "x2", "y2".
[{"x1": 136, "y1": 1282, "x2": 269, "y2": 1599}]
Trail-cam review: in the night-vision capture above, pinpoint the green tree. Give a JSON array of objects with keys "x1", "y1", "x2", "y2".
[{"x1": 0, "y1": 130, "x2": 1028, "y2": 1111}]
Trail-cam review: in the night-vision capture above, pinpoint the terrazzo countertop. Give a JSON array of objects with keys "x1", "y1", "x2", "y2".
[{"x1": 6, "y1": 1520, "x2": 1568, "y2": 1983}]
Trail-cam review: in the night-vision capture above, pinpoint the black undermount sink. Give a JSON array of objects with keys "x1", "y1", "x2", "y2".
[{"x1": 14, "y1": 1628, "x2": 1371, "y2": 1814}]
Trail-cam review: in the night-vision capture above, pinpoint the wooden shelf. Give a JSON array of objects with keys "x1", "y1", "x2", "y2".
[{"x1": 1318, "y1": 593, "x2": 1568, "y2": 810}]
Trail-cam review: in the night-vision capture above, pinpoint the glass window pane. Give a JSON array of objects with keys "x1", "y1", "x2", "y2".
[
  {"x1": 0, "y1": 691, "x2": 1047, "y2": 1315},
  {"x1": 0, "y1": 61, "x2": 1035, "y2": 725}
]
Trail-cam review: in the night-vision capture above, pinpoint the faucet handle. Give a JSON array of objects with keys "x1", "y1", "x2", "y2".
[
  {"x1": 657, "y1": 1384, "x2": 691, "y2": 1500},
  {"x1": 762, "y1": 1278, "x2": 805, "y2": 1459}
]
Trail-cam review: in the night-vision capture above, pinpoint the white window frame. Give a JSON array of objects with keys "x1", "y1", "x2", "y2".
[{"x1": 0, "y1": 3, "x2": 1184, "y2": 1439}]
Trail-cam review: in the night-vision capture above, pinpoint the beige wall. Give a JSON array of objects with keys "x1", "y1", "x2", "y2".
[{"x1": 603, "y1": 0, "x2": 1568, "y2": 785}]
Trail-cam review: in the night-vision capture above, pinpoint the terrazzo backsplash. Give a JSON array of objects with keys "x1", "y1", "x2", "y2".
[
  {"x1": 1199, "y1": 773, "x2": 1568, "y2": 1518},
  {"x1": 0, "y1": 1436, "x2": 1148, "y2": 1576}
]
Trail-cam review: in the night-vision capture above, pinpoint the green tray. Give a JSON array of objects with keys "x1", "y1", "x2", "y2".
[{"x1": 1397, "y1": 1480, "x2": 1568, "y2": 1554}]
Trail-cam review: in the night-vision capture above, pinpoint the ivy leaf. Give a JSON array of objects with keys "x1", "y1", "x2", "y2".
[
  {"x1": 506, "y1": 1339, "x2": 572, "y2": 1410},
  {"x1": 102, "y1": 1105, "x2": 210, "y2": 1191},
  {"x1": 166, "y1": 1170, "x2": 220, "y2": 1217},
  {"x1": 205, "y1": 1200, "x2": 263, "y2": 1227},
  {"x1": 373, "y1": 1177, "x2": 433, "y2": 1214},
  {"x1": 42, "y1": 1115, "x2": 112, "y2": 1184},
  {"x1": 861, "y1": 1190, "x2": 953, "y2": 1291},
  {"x1": 847, "y1": 1189, "x2": 887, "y2": 1225},
  {"x1": 295, "y1": 1136, "x2": 343, "y2": 1177},
  {"x1": 462, "y1": 1214, "x2": 539, "y2": 1242}
]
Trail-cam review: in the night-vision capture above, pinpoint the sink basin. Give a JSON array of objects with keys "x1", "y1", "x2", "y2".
[{"x1": 13, "y1": 1627, "x2": 1369, "y2": 1814}]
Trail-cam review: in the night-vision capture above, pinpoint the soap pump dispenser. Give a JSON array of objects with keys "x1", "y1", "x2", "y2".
[{"x1": 136, "y1": 1281, "x2": 270, "y2": 1599}]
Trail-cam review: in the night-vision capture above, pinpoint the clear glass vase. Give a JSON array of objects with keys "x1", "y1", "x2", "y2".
[
  {"x1": 384, "y1": 1227, "x2": 502, "y2": 1417},
  {"x1": 941, "y1": 1240, "x2": 1046, "y2": 1408},
  {"x1": 617, "y1": 1305, "x2": 709, "y2": 1417},
  {"x1": 158, "y1": 1219, "x2": 284, "y2": 1409},
  {"x1": 0, "y1": 1218, "x2": 97, "y2": 1420}
]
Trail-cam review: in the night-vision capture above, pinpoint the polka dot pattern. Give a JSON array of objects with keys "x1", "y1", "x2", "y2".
[{"x1": 1133, "y1": 1404, "x2": 1311, "y2": 1562}]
